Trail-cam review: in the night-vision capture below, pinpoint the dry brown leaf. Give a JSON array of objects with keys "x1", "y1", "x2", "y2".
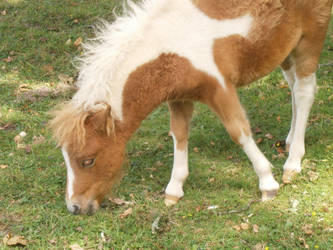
[
  {"x1": 240, "y1": 223, "x2": 249, "y2": 230},
  {"x1": 58, "y1": 74, "x2": 74, "y2": 85},
  {"x1": 0, "y1": 164, "x2": 8, "y2": 169},
  {"x1": 74, "y1": 37, "x2": 83, "y2": 46},
  {"x1": 265, "y1": 133, "x2": 274, "y2": 139},
  {"x1": 193, "y1": 147, "x2": 199, "y2": 153},
  {"x1": 253, "y1": 243, "x2": 266, "y2": 250},
  {"x1": 253, "y1": 224, "x2": 259, "y2": 233},
  {"x1": 109, "y1": 198, "x2": 134, "y2": 206},
  {"x1": 33, "y1": 135, "x2": 46, "y2": 146},
  {"x1": 307, "y1": 171, "x2": 319, "y2": 182},
  {"x1": 42, "y1": 65, "x2": 54, "y2": 73},
  {"x1": 119, "y1": 208, "x2": 133, "y2": 218},
  {"x1": 232, "y1": 225, "x2": 241, "y2": 232},
  {"x1": 3, "y1": 56, "x2": 13, "y2": 63},
  {"x1": 256, "y1": 138, "x2": 263, "y2": 144},
  {"x1": 276, "y1": 115, "x2": 281, "y2": 123},
  {"x1": 3, "y1": 234, "x2": 27, "y2": 246},
  {"x1": 253, "y1": 127, "x2": 263, "y2": 134},
  {"x1": 69, "y1": 243, "x2": 84, "y2": 250},
  {"x1": 298, "y1": 237, "x2": 309, "y2": 249},
  {"x1": 302, "y1": 224, "x2": 313, "y2": 235},
  {"x1": 155, "y1": 161, "x2": 163, "y2": 167},
  {"x1": 1, "y1": 10, "x2": 7, "y2": 15}
]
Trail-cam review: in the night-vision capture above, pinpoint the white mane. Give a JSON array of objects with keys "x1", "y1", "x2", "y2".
[{"x1": 72, "y1": 0, "x2": 167, "y2": 117}]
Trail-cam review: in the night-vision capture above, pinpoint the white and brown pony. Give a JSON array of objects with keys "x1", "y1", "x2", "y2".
[{"x1": 49, "y1": 0, "x2": 332, "y2": 215}]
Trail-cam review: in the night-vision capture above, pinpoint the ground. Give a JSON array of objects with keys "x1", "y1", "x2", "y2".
[{"x1": 0, "y1": 0, "x2": 332, "y2": 249}]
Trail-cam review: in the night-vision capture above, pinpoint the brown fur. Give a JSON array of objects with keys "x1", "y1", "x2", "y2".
[{"x1": 168, "y1": 101, "x2": 194, "y2": 150}]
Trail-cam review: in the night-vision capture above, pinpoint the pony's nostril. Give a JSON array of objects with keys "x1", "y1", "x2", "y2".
[{"x1": 73, "y1": 205, "x2": 81, "y2": 215}]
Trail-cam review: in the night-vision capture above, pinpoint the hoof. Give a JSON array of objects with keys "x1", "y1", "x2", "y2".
[
  {"x1": 282, "y1": 170, "x2": 298, "y2": 184},
  {"x1": 164, "y1": 194, "x2": 180, "y2": 207},
  {"x1": 261, "y1": 190, "x2": 278, "y2": 202}
]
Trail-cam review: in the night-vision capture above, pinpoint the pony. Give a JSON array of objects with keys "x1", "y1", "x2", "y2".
[{"x1": 49, "y1": 0, "x2": 333, "y2": 215}]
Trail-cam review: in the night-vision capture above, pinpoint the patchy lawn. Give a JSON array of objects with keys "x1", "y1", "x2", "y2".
[{"x1": 0, "y1": 1, "x2": 332, "y2": 249}]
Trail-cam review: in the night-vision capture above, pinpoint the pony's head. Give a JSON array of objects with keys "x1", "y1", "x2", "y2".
[{"x1": 49, "y1": 103, "x2": 125, "y2": 215}]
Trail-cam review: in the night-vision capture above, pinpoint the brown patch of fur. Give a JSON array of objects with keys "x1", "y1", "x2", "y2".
[
  {"x1": 168, "y1": 101, "x2": 194, "y2": 150},
  {"x1": 121, "y1": 53, "x2": 251, "y2": 144}
]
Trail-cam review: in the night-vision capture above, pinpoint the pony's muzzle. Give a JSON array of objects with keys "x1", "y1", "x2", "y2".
[{"x1": 66, "y1": 197, "x2": 99, "y2": 215}]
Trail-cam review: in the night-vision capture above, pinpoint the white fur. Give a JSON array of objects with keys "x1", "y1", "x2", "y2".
[
  {"x1": 239, "y1": 133, "x2": 279, "y2": 192},
  {"x1": 283, "y1": 73, "x2": 316, "y2": 173},
  {"x1": 73, "y1": 0, "x2": 253, "y2": 120},
  {"x1": 62, "y1": 148, "x2": 75, "y2": 200},
  {"x1": 165, "y1": 133, "x2": 189, "y2": 198}
]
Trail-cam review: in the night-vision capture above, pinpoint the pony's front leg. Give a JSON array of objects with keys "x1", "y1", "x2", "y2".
[
  {"x1": 165, "y1": 101, "x2": 194, "y2": 206},
  {"x1": 204, "y1": 83, "x2": 279, "y2": 201}
]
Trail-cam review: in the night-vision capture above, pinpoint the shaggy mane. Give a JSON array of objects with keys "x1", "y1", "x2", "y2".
[
  {"x1": 72, "y1": 0, "x2": 166, "y2": 114},
  {"x1": 48, "y1": 103, "x2": 90, "y2": 149}
]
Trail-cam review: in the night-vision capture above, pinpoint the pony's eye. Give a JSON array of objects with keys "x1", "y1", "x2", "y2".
[{"x1": 81, "y1": 159, "x2": 95, "y2": 168}]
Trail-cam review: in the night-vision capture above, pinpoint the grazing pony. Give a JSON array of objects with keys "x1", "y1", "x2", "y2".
[{"x1": 49, "y1": 0, "x2": 332, "y2": 215}]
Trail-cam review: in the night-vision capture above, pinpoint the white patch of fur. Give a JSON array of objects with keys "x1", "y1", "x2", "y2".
[
  {"x1": 282, "y1": 65, "x2": 296, "y2": 146},
  {"x1": 283, "y1": 73, "x2": 316, "y2": 173},
  {"x1": 62, "y1": 148, "x2": 75, "y2": 200},
  {"x1": 239, "y1": 133, "x2": 279, "y2": 192},
  {"x1": 73, "y1": 0, "x2": 253, "y2": 120},
  {"x1": 165, "y1": 133, "x2": 189, "y2": 198}
]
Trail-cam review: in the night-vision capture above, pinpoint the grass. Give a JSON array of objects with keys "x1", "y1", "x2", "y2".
[{"x1": 0, "y1": 0, "x2": 333, "y2": 249}]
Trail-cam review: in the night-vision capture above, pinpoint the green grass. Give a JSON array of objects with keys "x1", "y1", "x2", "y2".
[{"x1": 0, "y1": 1, "x2": 332, "y2": 249}]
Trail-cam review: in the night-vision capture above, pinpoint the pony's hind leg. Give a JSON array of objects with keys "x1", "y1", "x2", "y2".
[
  {"x1": 281, "y1": 57, "x2": 296, "y2": 152},
  {"x1": 203, "y1": 83, "x2": 279, "y2": 201},
  {"x1": 165, "y1": 101, "x2": 194, "y2": 206}
]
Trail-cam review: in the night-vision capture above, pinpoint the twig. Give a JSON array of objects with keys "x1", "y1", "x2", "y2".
[
  {"x1": 319, "y1": 62, "x2": 333, "y2": 68},
  {"x1": 218, "y1": 199, "x2": 260, "y2": 215}
]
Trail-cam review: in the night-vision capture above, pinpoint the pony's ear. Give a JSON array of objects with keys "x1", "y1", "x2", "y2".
[{"x1": 85, "y1": 105, "x2": 114, "y2": 136}]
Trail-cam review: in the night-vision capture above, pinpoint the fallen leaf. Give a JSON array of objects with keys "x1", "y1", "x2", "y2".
[
  {"x1": 256, "y1": 138, "x2": 263, "y2": 144},
  {"x1": 253, "y1": 243, "x2": 266, "y2": 250},
  {"x1": 276, "y1": 115, "x2": 281, "y2": 123},
  {"x1": 302, "y1": 224, "x2": 313, "y2": 235},
  {"x1": 232, "y1": 225, "x2": 241, "y2": 232},
  {"x1": 69, "y1": 243, "x2": 84, "y2": 250},
  {"x1": 42, "y1": 65, "x2": 54, "y2": 73},
  {"x1": 1, "y1": 10, "x2": 7, "y2": 15},
  {"x1": 58, "y1": 74, "x2": 74, "y2": 85},
  {"x1": 0, "y1": 122, "x2": 16, "y2": 130},
  {"x1": 193, "y1": 147, "x2": 199, "y2": 153},
  {"x1": 265, "y1": 133, "x2": 273, "y2": 139},
  {"x1": 254, "y1": 127, "x2": 263, "y2": 134},
  {"x1": 74, "y1": 37, "x2": 83, "y2": 46},
  {"x1": 3, "y1": 234, "x2": 27, "y2": 246},
  {"x1": 307, "y1": 171, "x2": 319, "y2": 182},
  {"x1": 119, "y1": 207, "x2": 133, "y2": 218},
  {"x1": 155, "y1": 161, "x2": 163, "y2": 167},
  {"x1": 240, "y1": 223, "x2": 249, "y2": 230},
  {"x1": 65, "y1": 39, "x2": 72, "y2": 46},
  {"x1": 109, "y1": 198, "x2": 134, "y2": 206},
  {"x1": 0, "y1": 164, "x2": 8, "y2": 169},
  {"x1": 253, "y1": 224, "x2": 259, "y2": 233},
  {"x1": 32, "y1": 135, "x2": 46, "y2": 146},
  {"x1": 298, "y1": 237, "x2": 309, "y2": 249},
  {"x1": 3, "y1": 56, "x2": 13, "y2": 63}
]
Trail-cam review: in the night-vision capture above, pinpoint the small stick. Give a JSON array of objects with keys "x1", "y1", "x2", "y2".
[{"x1": 218, "y1": 199, "x2": 260, "y2": 215}]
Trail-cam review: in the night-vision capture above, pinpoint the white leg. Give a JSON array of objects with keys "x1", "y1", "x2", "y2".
[
  {"x1": 239, "y1": 133, "x2": 279, "y2": 201},
  {"x1": 283, "y1": 73, "x2": 316, "y2": 183},
  {"x1": 282, "y1": 66, "x2": 296, "y2": 150},
  {"x1": 165, "y1": 133, "x2": 189, "y2": 206}
]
